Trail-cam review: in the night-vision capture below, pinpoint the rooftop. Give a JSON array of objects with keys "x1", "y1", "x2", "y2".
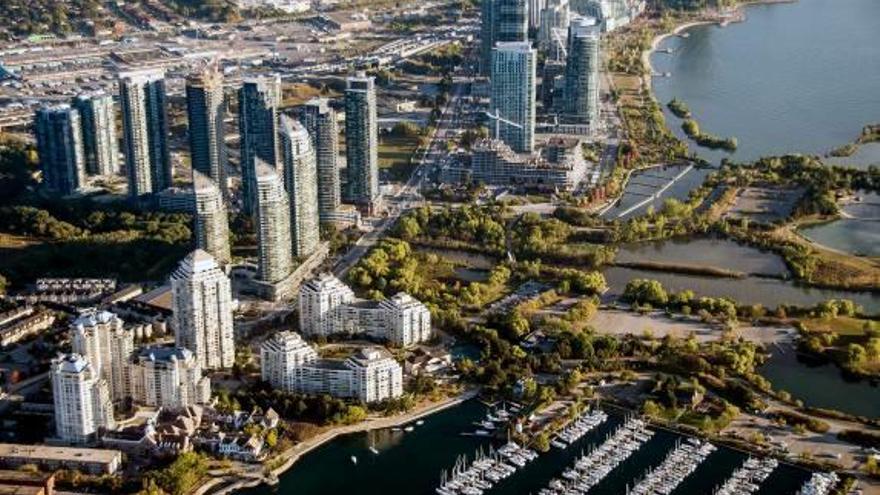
[{"x1": 0, "y1": 443, "x2": 121, "y2": 464}]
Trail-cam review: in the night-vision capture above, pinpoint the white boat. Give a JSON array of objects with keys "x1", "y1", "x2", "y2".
[
  {"x1": 350, "y1": 455, "x2": 358, "y2": 465},
  {"x1": 369, "y1": 446, "x2": 380, "y2": 455},
  {"x1": 404, "y1": 426, "x2": 415, "y2": 432},
  {"x1": 416, "y1": 420, "x2": 425, "y2": 426}
]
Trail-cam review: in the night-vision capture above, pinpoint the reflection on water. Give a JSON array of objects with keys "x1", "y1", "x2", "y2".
[
  {"x1": 616, "y1": 237, "x2": 789, "y2": 276},
  {"x1": 761, "y1": 347, "x2": 880, "y2": 419},
  {"x1": 799, "y1": 219, "x2": 880, "y2": 257}
]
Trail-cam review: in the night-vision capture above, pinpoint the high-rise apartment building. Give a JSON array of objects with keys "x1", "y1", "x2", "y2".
[
  {"x1": 170, "y1": 249, "x2": 235, "y2": 370},
  {"x1": 239, "y1": 76, "x2": 281, "y2": 214},
  {"x1": 298, "y1": 98, "x2": 341, "y2": 222},
  {"x1": 539, "y1": 0, "x2": 571, "y2": 61},
  {"x1": 564, "y1": 16, "x2": 601, "y2": 124},
  {"x1": 186, "y1": 67, "x2": 227, "y2": 191},
  {"x1": 119, "y1": 70, "x2": 171, "y2": 197},
  {"x1": 130, "y1": 346, "x2": 212, "y2": 409},
  {"x1": 34, "y1": 104, "x2": 86, "y2": 196},
  {"x1": 70, "y1": 310, "x2": 133, "y2": 404},
  {"x1": 73, "y1": 92, "x2": 119, "y2": 176},
  {"x1": 260, "y1": 331, "x2": 319, "y2": 392},
  {"x1": 51, "y1": 354, "x2": 115, "y2": 445},
  {"x1": 253, "y1": 160, "x2": 294, "y2": 283},
  {"x1": 279, "y1": 115, "x2": 321, "y2": 258},
  {"x1": 343, "y1": 73, "x2": 379, "y2": 212},
  {"x1": 380, "y1": 293, "x2": 433, "y2": 348},
  {"x1": 480, "y1": 0, "x2": 529, "y2": 75},
  {"x1": 490, "y1": 42, "x2": 537, "y2": 153},
  {"x1": 193, "y1": 170, "x2": 231, "y2": 266},
  {"x1": 298, "y1": 273, "x2": 356, "y2": 336}
]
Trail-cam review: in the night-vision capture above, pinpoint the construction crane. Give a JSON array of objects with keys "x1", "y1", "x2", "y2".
[{"x1": 485, "y1": 108, "x2": 523, "y2": 141}]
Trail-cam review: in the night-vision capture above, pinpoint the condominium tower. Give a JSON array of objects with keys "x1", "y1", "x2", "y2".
[
  {"x1": 480, "y1": 0, "x2": 529, "y2": 75},
  {"x1": 253, "y1": 160, "x2": 293, "y2": 284},
  {"x1": 73, "y1": 92, "x2": 119, "y2": 176},
  {"x1": 51, "y1": 354, "x2": 115, "y2": 445},
  {"x1": 239, "y1": 76, "x2": 281, "y2": 214},
  {"x1": 564, "y1": 16, "x2": 601, "y2": 124},
  {"x1": 279, "y1": 115, "x2": 321, "y2": 258},
  {"x1": 299, "y1": 98, "x2": 341, "y2": 221},
  {"x1": 344, "y1": 73, "x2": 379, "y2": 212},
  {"x1": 34, "y1": 104, "x2": 86, "y2": 195},
  {"x1": 539, "y1": 0, "x2": 571, "y2": 61},
  {"x1": 70, "y1": 309, "x2": 133, "y2": 404},
  {"x1": 490, "y1": 42, "x2": 537, "y2": 153},
  {"x1": 170, "y1": 249, "x2": 235, "y2": 370},
  {"x1": 186, "y1": 67, "x2": 227, "y2": 190},
  {"x1": 119, "y1": 70, "x2": 171, "y2": 197},
  {"x1": 193, "y1": 170, "x2": 231, "y2": 266},
  {"x1": 130, "y1": 346, "x2": 212, "y2": 409}
]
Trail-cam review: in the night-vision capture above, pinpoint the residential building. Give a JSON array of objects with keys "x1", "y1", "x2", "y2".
[
  {"x1": 170, "y1": 250, "x2": 235, "y2": 370},
  {"x1": 239, "y1": 76, "x2": 281, "y2": 214},
  {"x1": 298, "y1": 273, "x2": 355, "y2": 336},
  {"x1": 529, "y1": 0, "x2": 546, "y2": 28},
  {"x1": 70, "y1": 309, "x2": 133, "y2": 404},
  {"x1": 538, "y1": 0, "x2": 570, "y2": 61},
  {"x1": 344, "y1": 72, "x2": 379, "y2": 212},
  {"x1": 0, "y1": 308, "x2": 55, "y2": 347},
  {"x1": 73, "y1": 92, "x2": 119, "y2": 176},
  {"x1": 469, "y1": 137, "x2": 589, "y2": 190},
  {"x1": 541, "y1": 60, "x2": 567, "y2": 110},
  {"x1": 260, "y1": 332, "x2": 403, "y2": 403},
  {"x1": 298, "y1": 274, "x2": 432, "y2": 347},
  {"x1": 34, "y1": 105, "x2": 85, "y2": 196},
  {"x1": 0, "y1": 444, "x2": 121, "y2": 475},
  {"x1": 279, "y1": 115, "x2": 321, "y2": 258},
  {"x1": 186, "y1": 66, "x2": 227, "y2": 190},
  {"x1": 156, "y1": 186, "x2": 196, "y2": 212},
  {"x1": 130, "y1": 346, "x2": 211, "y2": 409},
  {"x1": 119, "y1": 70, "x2": 171, "y2": 197},
  {"x1": 298, "y1": 98, "x2": 341, "y2": 222},
  {"x1": 564, "y1": 16, "x2": 600, "y2": 124},
  {"x1": 253, "y1": 160, "x2": 294, "y2": 284},
  {"x1": 490, "y1": 42, "x2": 536, "y2": 153},
  {"x1": 480, "y1": 0, "x2": 529, "y2": 75},
  {"x1": 51, "y1": 354, "x2": 115, "y2": 445},
  {"x1": 193, "y1": 171, "x2": 231, "y2": 266}
]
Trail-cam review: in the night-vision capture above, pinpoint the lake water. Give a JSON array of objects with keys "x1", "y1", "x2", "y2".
[
  {"x1": 823, "y1": 142, "x2": 880, "y2": 170},
  {"x1": 600, "y1": 165, "x2": 711, "y2": 220},
  {"x1": 616, "y1": 237, "x2": 789, "y2": 276},
  {"x1": 799, "y1": 219, "x2": 880, "y2": 257},
  {"x1": 240, "y1": 400, "x2": 811, "y2": 495},
  {"x1": 651, "y1": 0, "x2": 880, "y2": 164},
  {"x1": 760, "y1": 347, "x2": 880, "y2": 419}
]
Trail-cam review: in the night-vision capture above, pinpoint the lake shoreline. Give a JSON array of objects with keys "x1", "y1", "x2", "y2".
[{"x1": 205, "y1": 388, "x2": 481, "y2": 495}]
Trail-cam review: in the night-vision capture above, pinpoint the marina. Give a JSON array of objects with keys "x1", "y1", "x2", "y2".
[{"x1": 714, "y1": 457, "x2": 778, "y2": 495}]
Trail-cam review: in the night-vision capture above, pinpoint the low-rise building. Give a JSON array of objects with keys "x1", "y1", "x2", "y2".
[
  {"x1": 0, "y1": 470, "x2": 55, "y2": 495},
  {"x1": 0, "y1": 309, "x2": 55, "y2": 347},
  {"x1": 469, "y1": 137, "x2": 589, "y2": 191},
  {"x1": 0, "y1": 443, "x2": 122, "y2": 475}
]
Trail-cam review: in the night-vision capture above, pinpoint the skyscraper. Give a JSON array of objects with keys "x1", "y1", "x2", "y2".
[
  {"x1": 344, "y1": 72, "x2": 379, "y2": 212},
  {"x1": 34, "y1": 104, "x2": 86, "y2": 195},
  {"x1": 481, "y1": 0, "x2": 530, "y2": 75},
  {"x1": 193, "y1": 170, "x2": 231, "y2": 266},
  {"x1": 279, "y1": 115, "x2": 321, "y2": 258},
  {"x1": 51, "y1": 354, "x2": 115, "y2": 445},
  {"x1": 564, "y1": 16, "x2": 601, "y2": 124},
  {"x1": 239, "y1": 76, "x2": 281, "y2": 214},
  {"x1": 253, "y1": 160, "x2": 293, "y2": 284},
  {"x1": 490, "y1": 42, "x2": 537, "y2": 153},
  {"x1": 170, "y1": 249, "x2": 235, "y2": 370},
  {"x1": 529, "y1": 0, "x2": 547, "y2": 29},
  {"x1": 73, "y1": 92, "x2": 119, "y2": 177},
  {"x1": 299, "y1": 98, "x2": 341, "y2": 222},
  {"x1": 186, "y1": 66, "x2": 227, "y2": 191},
  {"x1": 539, "y1": 0, "x2": 571, "y2": 61},
  {"x1": 70, "y1": 310, "x2": 133, "y2": 404},
  {"x1": 119, "y1": 70, "x2": 171, "y2": 197}
]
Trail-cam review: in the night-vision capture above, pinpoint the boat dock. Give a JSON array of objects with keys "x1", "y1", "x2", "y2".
[
  {"x1": 628, "y1": 438, "x2": 716, "y2": 495},
  {"x1": 713, "y1": 457, "x2": 778, "y2": 495}
]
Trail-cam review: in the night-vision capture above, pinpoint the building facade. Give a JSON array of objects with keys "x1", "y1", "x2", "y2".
[
  {"x1": 279, "y1": 115, "x2": 321, "y2": 258},
  {"x1": 34, "y1": 104, "x2": 86, "y2": 196},
  {"x1": 298, "y1": 274, "x2": 432, "y2": 347},
  {"x1": 470, "y1": 137, "x2": 589, "y2": 190},
  {"x1": 51, "y1": 354, "x2": 115, "y2": 445},
  {"x1": 480, "y1": 0, "x2": 529, "y2": 75},
  {"x1": 119, "y1": 70, "x2": 171, "y2": 197},
  {"x1": 73, "y1": 92, "x2": 119, "y2": 177},
  {"x1": 239, "y1": 76, "x2": 281, "y2": 214},
  {"x1": 538, "y1": 0, "x2": 571, "y2": 61},
  {"x1": 186, "y1": 67, "x2": 227, "y2": 191},
  {"x1": 253, "y1": 160, "x2": 294, "y2": 284},
  {"x1": 563, "y1": 16, "x2": 601, "y2": 124},
  {"x1": 170, "y1": 250, "x2": 235, "y2": 370},
  {"x1": 343, "y1": 73, "x2": 379, "y2": 212},
  {"x1": 130, "y1": 346, "x2": 211, "y2": 409},
  {"x1": 490, "y1": 42, "x2": 536, "y2": 153},
  {"x1": 69, "y1": 309, "x2": 133, "y2": 404},
  {"x1": 298, "y1": 98, "x2": 341, "y2": 222},
  {"x1": 260, "y1": 332, "x2": 403, "y2": 403},
  {"x1": 193, "y1": 170, "x2": 232, "y2": 267}
]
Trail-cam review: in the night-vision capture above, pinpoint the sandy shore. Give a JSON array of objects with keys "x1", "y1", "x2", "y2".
[{"x1": 201, "y1": 388, "x2": 481, "y2": 495}]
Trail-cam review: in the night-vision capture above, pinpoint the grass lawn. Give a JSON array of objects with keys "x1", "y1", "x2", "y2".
[
  {"x1": 378, "y1": 134, "x2": 422, "y2": 182},
  {"x1": 802, "y1": 316, "x2": 877, "y2": 336}
]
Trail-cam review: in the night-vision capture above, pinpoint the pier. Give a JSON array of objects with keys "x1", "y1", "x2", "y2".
[
  {"x1": 713, "y1": 457, "x2": 778, "y2": 495},
  {"x1": 628, "y1": 438, "x2": 716, "y2": 495}
]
